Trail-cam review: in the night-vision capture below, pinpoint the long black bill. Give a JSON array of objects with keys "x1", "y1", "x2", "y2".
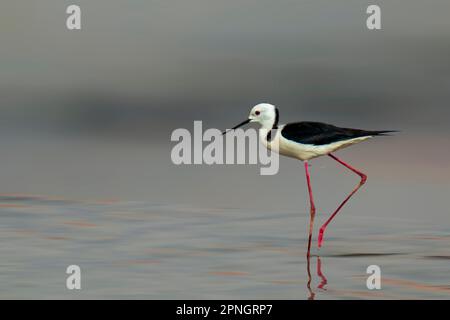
[{"x1": 221, "y1": 119, "x2": 251, "y2": 135}]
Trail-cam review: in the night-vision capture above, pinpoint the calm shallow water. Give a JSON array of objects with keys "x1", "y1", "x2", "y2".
[{"x1": 1, "y1": 194, "x2": 449, "y2": 299}]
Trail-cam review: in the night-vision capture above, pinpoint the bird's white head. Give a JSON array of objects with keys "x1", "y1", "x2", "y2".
[
  {"x1": 249, "y1": 103, "x2": 278, "y2": 129},
  {"x1": 222, "y1": 103, "x2": 279, "y2": 135}
]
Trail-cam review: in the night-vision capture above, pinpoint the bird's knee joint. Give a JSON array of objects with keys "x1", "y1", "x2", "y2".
[{"x1": 360, "y1": 174, "x2": 367, "y2": 184}]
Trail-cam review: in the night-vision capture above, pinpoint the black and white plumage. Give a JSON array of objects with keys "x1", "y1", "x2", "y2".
[
  {"x1": 280, "y1": 121, "x2": 394, "y2": 146},
  {"x1": 223, "y1": 103, "x2": 395, "y2": 161},
  {"x1": 222, "y1": 103, "x2": 397, "y2": 255}
]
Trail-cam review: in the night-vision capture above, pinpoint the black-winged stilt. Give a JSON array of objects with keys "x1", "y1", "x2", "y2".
[{"x1": 222, "y1": 103, "x2": 396, "y2": 256}]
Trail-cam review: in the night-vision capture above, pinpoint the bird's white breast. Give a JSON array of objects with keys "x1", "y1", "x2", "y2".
[{"x1": 259, "y1": 127, "x2": 372, "y2": 161}]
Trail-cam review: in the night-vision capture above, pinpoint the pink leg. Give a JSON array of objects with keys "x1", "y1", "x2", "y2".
[
  {"x1": 304, "y1": 161, "x2": 316, "y2": 257},
  {"x1": 317, "y1": 153, "x2": 367, "y2": 248}
]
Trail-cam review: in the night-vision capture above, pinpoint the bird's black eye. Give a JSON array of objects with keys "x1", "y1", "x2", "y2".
[{"x1": 255, "y1": 110, "x2": 260, "y2": 115}]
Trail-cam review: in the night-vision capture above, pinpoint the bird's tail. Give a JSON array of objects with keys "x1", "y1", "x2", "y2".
[{"x1": 370, "y1": 130, "x2": 399, "y2": 136}]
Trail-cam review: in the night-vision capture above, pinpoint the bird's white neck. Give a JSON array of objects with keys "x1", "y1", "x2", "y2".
[
  {"x1": 259, "y1": 127, "x2": 270, "y2": 142},
  {"x1": 256, "y1": 116, "x2": 278, "y2": 145},
  {"x1": 257, "y1": 118, "x2": 276, "y2": 129}
]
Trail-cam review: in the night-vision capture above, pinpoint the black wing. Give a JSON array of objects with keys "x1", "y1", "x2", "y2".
[{"x1": 281, "y1": 121, "x2": 394, "y2": 145}]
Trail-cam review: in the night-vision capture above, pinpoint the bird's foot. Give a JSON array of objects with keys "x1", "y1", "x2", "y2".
[{"x1": 317, "y1": 228, "x2": 325, "y2": 248}]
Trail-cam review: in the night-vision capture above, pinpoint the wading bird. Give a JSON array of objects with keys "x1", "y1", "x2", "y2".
[{"x1": 222, "y1": 103, "x2": 396, "y2": 256}]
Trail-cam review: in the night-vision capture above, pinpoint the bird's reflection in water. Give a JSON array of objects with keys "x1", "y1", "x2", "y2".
[
  {"x1": 317, "y1": 257, "x2": 328, "y2": 290},
  {"x1": 306, "y1": 256, "x2": 327, "y2": 300}
]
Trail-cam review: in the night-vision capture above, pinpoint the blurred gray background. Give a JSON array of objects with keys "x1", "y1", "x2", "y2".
[
  {"x1": 2, "y1": 0, "x2": 450, "y2": 300},
  {"x1": 0, "y1": 0, "x2": 449, "y2": 213}
]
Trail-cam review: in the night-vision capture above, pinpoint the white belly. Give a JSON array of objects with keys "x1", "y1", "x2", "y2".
[{"x1": 260, "y1": 129, "x2": 372, "y2": 161}]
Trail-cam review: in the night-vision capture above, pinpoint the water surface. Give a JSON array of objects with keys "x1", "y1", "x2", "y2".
[{"x1": 1, "y1": 193, "x2": 449, "y2": 299}]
